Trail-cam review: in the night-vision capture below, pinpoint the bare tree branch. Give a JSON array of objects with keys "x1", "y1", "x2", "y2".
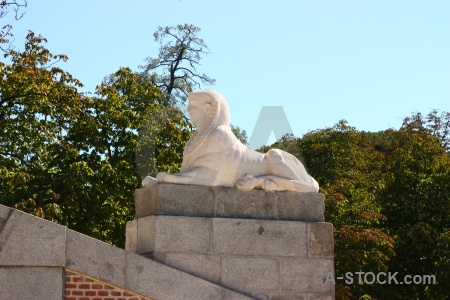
[
  {"x1": 0, "y1": 0, "x2": 27, "y2": 51},
  {"x1": 140, "y1": 24, "x2": 215, "y2": 105}
]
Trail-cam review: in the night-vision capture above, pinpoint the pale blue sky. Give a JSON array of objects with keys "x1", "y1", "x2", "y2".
[{"x1": 5, "y1": 0, "x2": 450, "y2": 148}]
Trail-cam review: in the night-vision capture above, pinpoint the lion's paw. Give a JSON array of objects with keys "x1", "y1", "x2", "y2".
[
  {"x1": 142, "y1": 176, "x2": 158, "y2": 187},
  {"x1": 262, "y1": 179, "x2": 282, "y2": 192},
  {"x1": 156, "y1": 172, "x2": 167, "y2": 182},
  {"x1": 236, "y1": 174, "x2": 256, "y2": 191}
]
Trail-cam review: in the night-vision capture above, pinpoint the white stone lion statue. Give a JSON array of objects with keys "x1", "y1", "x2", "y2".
[{"x1": 142, "y1": 89, "x2": 319, "y2": 193}]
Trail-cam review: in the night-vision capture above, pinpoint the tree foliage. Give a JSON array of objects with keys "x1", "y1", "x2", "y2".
[
  {"x1": 231, "y1": 124, "x2": 248, "y2": 146},
  {"x1": 260, "y1": 116, "x2": 450, "y2": 299},
  {"x1": 261, "y1": 124, "x2": 394, "y2": 299},
  {"x1": 401, "y1": 109, "x2": 450, "y2": 151},
  {"x1": 375, "y1": 117, "x2": 450, "y2": 299},
  {"x1": 1, "y1": 32, "x2": 84, "y2": 220},
  {"x1": 0, "y1": 32, "x2": 191, "y2": 246},
  {"x1": 140, "y1": 24, "x2": 215, "y2": 104}
]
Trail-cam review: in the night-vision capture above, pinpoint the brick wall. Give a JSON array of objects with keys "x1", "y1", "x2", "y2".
[{"x1": 65, "y1": 270, "x2": 153, "y2": 300}]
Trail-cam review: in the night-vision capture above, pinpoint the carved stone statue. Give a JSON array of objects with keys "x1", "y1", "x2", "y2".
[{"x1": 142, "y1": 89, "x2": 319, "y2": 193}]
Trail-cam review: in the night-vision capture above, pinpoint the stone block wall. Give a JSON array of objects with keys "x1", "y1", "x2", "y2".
[
  {"x1": 0, "y1": 267, "x2": 65, "y2": 300},
  {"x1": 0, "y1": 181, "x2": 334, "y2": 300},
  {"x1": 134, "y1": 183, "x2": 326, "y2": 222},
  {"x1": 127, "y1": 183, "x2": 335, "y2": 300},
  {"x1": 0, "y1": 203, "x2": 253, "y2": 300}
]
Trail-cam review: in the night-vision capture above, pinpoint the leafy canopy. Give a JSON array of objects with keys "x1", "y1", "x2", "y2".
[
  {"x1": 260, "y1": 115, "x2": 450, "y2": 300},
  {"x1": 0, "y1": 31, "x2": 191, "y2": 246}
]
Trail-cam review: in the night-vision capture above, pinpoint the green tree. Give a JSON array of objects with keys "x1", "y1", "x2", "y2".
[
  {"x1": 259, "y1": 127, "x2": 392, "y2": 300},
  {"x1": 0, "y1": 33, "x2": 192, "y2": 246},
  {"x1": 140, "y1": 24, "x2": 215, "y2": 104},
  {"x1": 374, "y1": 118, "x2": 450, "y2": 299},
  {"x1": 401, "y1": 109, "x2": 450, "y2": 151},
  {"x1": 65, "y1": 67, "x2": 191, "y2": 245},
  {"x1": 283, "y1": 123, "x2": 394, "y2": 300},
  {"x1": 1, "y1": 31, "x2": 84, "y2": 220},
  {"x1": 231, "y1": 124, "x2": 248, "y2": 145},
  {"x1": 261, "y1": 116, "x2": 450, "y2": 299}
]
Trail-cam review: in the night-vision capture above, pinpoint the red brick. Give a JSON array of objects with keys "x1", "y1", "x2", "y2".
[
  {"x1": 72, "y1": 290, "x2": 83, "y2": 296},
  {"x1": 85, "y1": 278, "x2": 94, "y2": 282},
  {"x1": 123, "y1": 291, "x2": 134, "y2": 296},
  {"x1": 73, "y1": 277, "x2": 84, "y2": 282},
  {"x1": 104, "y1": 285, "x2": 114, "y2": 290},
  {"x1": 66, "y1": 298, "x2": 76, "y2": 300},
  {"x1": 85, "y1": 291, "x2": 96, "y2": 296},
  {"x1": 117, "y1": 298, "x2": 127, "y2": 300},
  {"x1": 65, "y1": 283, "x2": 77, "y2": 289},
  {"x1": 65, "y1": 290, "x2": 71, "y2": 296},
  {"x1": 78, "y1": 284, "x2": 90, "y2": 289},
  {"x1": 79, "y1": 298, "x2": 89, "y2": 300},
  {"x1": 111, "y1": 291, "x2": 121, "y2": 296},
  {"x1": 66, "y1": 277, "x2": 71, "y2": 282},
  {"x1": 104, "y1": 298, "x2": 115, "y2": 300},
  {"x1": 93, "y1": 298, "x2": 103, "y2": 300},
  {"x1": 98, "y1": 291, "x2": 109, "y2": 296},
  {"x1": 92, "y1": 284, "x2": 103, "y2": 289}
]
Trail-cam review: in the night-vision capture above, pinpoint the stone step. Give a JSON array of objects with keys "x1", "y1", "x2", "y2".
[{"x1": 0, "y1": 204, "x2": 253, "y2": 300}]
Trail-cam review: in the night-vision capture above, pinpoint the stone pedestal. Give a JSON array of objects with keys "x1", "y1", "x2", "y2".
[{"x1": 126, "y1": 183, "x2": 335, "y2": 300}]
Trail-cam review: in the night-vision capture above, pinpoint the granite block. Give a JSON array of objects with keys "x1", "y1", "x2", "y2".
[
  {"x1": 158, "y1": 183, "x2": 215, "y2": 216},
  {"x1": 308, "y1": 223, "x2": 334, "y2": 257},
  {"x1": 280, "y1": 258, "x2": 334, "y2": 293},
  {"x1": 134, "y1": 183, "x2": 325, "y2": 221},
  {"x1": 221, "y1": 256, "x2": 279, "y2": 292},
  {"x1": 125, "y1": 219, "x2": 137, "y2": 252},
  {"x1": 66, "y1": 229, "x2": 126, "y2": 287},
  {"x1": 308, "y1": 294, "x2": 335, "y2": 300},
  {"x1": 125, "y1": 252, "x2": 252, "y2": 300},
  {"x1": 213, "y1": 218, "x2": 307, "y2": 256},
  {"x1": 277, "y1": 192, "x2": 325, "y2": 221},
  {"x1": 215, "y1": 186, "x2": 275, "y2": 219},
  {"x1": 0, "y1": 267, "x2": 64, "y2": 300},
  {"x1": 137, "y1": 216, "x2": 156, "y2": 254},
  {"x1": 152, "y1": 251, "x2": 167, "y2": 263},
  {"x1": 155, "y1": 216, "x2": 212, "y2": 253},
  {"x1": 135, "y1": 185, "x2": 158, "y2": 218},
  {"x1": 0, "y1": 205, "x2": 66, "y2": 266},
  {"x1": 165, "y1": 253, "x2": 221, "y2": 283}
]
